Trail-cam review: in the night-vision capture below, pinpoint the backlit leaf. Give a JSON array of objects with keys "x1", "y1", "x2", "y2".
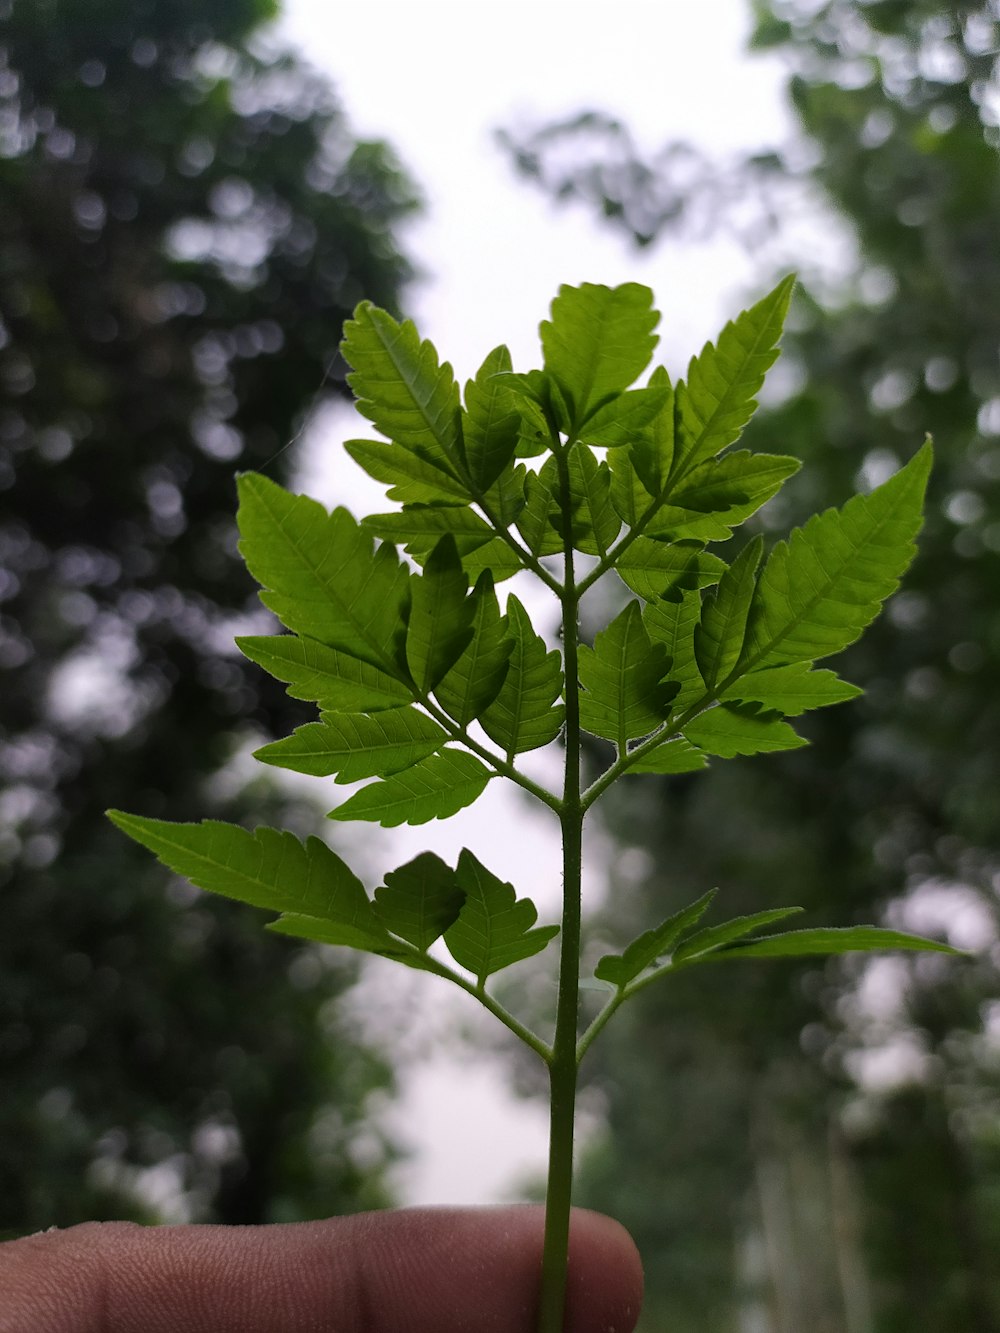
[
  {"x1": 236, "y1": 635, "x2": 414, "y2": 713},
  {"x1": 342, "y1": 302, "x2": 463, "y2": 474},
  {"x1": 682, "y1": 702, "x2": 807, "y2": 757},
  {"x1": 480, "y1": 595, "x2": 565, "y2": 756},
  {"x1": 541, "y1": 282, "x2": 660, "y2": 427},
  {"x1": 328, "y1": 749, "x2": 492, "y2": 827},
  {"x1": 672, "y1": 907, "x2": 805, "y2": 964},
  {"x1": 741, "y1": 442, "x2": 932, "y2": 671},
  {"x1": 672, "y1": 275, "x2": 794, "y2": 481},
  {"x1": 694, "y1": 535, "x2": 762, "y2": 690},
  {"x1": 434, "y1": 572, "x2": 513, "y2": 726},
  {"x1": 616, "y1": 538, "x2": 726, "y2": 601},
  {"x1": 594, "y1": 889, "x2": 717, "y2": 988},
  {"x1": 578, "y1": 601, "x2": 674, "y2": 746},
  {"x1": 715, "y1": 926, "x2": 960, "y2": 960},
  {"x1": 720, "y1": 663, "x2": 862, "y2": 715},
  {"x1": 462, "y1": 345, "x2": 522, "y2": 491},
  {"x1": 643, "y1": 590, "x2": 703, "y2": 715},
  {"x1": 577, "y1": 384, "x2": 671, "y2": 447},
  {"x1": 566, "y1": 442, "x2": 621, "y2": 557},
  {"x1": 237, "y1": 474, "x2": 409, "y2": 677},
  {"x1": 627, "y1": 737, "x2": 708, "y2": 775},
  {"x1": 345, "y1": 438, "x2": 468, "y2": 506},
  {"x1": 374, "y1": 852, "x2": 466, "y2": 951},
  {"x1": 444, "y1": 848, "x2": 559, "y2": 986},
  {"x1": 254, "y1": 708, "x2": 446, "y2": 782},
  {"x1": 405, "y1": 535, "x2": 476, "y2": 692}
]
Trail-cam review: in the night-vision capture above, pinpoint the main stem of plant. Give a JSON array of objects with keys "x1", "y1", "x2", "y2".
[{"x1": 537, "y1": 453, "x2": 584, "y2": 1333}]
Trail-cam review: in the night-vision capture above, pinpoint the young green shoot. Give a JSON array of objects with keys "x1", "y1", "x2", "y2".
[{"x1": 110, "y1": 277, "x2": 954, "y2": 1332}]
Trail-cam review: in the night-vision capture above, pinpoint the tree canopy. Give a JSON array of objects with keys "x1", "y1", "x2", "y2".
[{"x1": 0, "y1": 0, "x2": 418, "y2": 1230}]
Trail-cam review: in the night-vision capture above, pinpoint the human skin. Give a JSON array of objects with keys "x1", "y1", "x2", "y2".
[{"x1": 0, "y1": 1205, "x2": 643, "y2": 1332}]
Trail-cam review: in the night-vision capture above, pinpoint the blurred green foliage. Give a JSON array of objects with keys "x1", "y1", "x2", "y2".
[
  {"x1": 0, "y1": 0, "x2": 418, "y2": 1231},
  {"x1": 506, "y1": 2, "x2": 1000, "y2": 1328}
]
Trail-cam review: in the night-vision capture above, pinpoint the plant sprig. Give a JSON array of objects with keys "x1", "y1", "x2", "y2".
[{"x1": 110, "y1": 277, "x2": 954, "y2": 1332}]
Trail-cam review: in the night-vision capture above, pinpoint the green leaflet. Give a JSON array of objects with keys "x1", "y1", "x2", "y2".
[
  {"x1": 480, "y1": 594, "x2": 565, "y2": 756},
  {"x1": 236, "y1": 635, "x2": 414, "y2": 713},
  {"x1": 683, "y1": 702, "x2": 807, "y2": 758},
  {"x1": 643, "y1": 590, "x2": 703, "y2": 716},
  {"x1": 254, "y1": 708, "x2": 446, "y2": 782},
  {"x1": 595, "y1": 890, "x2": 717, "y2": 989},
  {"x1": 405, "y1": 535, "x2": 476, "y2": 692},
  {"x1": 740, "y1": 442, "x2": 933, "y2": 671},
  {"x1": 482, "y1": 460, "x2": 528, "y2": 528},
  {"x1": 444, "y1": 848, "x2": 559, "y2": 987},
  {"x1": 713, "y1": 926, "x2": 960, "y2": 961},
  {"x1": 361, "y1": 505, "x2": 494, "y2": 556},
  {"x1": 237, "y1": 474, "x2": 409, "y2": 678},
  {"x1": 374, "y1": 852, "x2": 466, "y2": 951},
  {"x1": 342, "y1": 303, "x2": 463, "y2": 477},
  {"x1": 578, "y1": 601, "x2": 675, "y2": 748},
  {"x1": 541, "y1": 281, "x2": 660, "y2": 429},
  {"x1": 462, "y1": 345, "x2": 522, "y2": 492},
  {"x1": 694, "y1": 535, "x2": 763, "y2": 691},
  {"x1": 720, "y1": 663, "x2": 862, "y2": 715},
  {"x1": 106, "y1": 812, "x2": 380, "y2": 938},
  {"x1": 627, "y1": 737, "x2": 708, "y2": 775},
  {"x1": 328, "y1": 749, "x2": 492, "y2": 827},
  {"x1": 672, "y1": 275, "x2": 794, "y2": 483},
  {"x1": 434, "y1": 573, "x2": 513, "y2": 727},
  {"x1": 516, "y1": 456, "x2": 565, "y2": 556},
  {"x1": 576, "y1": 384, "x2": 671, "y2": 447},
  {"x1": 671, "y1": 907, "x2": 805, "y2": 964},
  {"x1": 565, "y1": 442, "x2": 621, "y2": 557},
  {"x1": 646, "y1": 450, "x2": 801, "y2": 542},
  {"x1": 616, "y1": 538, "x2": 727, "y2": 602},
  {"x1": 345, "y1": 438, "x2": 468, "y2": 506}
]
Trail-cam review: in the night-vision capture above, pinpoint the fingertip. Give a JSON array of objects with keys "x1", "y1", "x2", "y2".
[{"x1": 565, "y1": 1208, "x2": 644, "y2": 1333}]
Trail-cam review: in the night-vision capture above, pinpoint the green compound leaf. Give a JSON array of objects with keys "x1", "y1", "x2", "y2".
[
  {"x1": 741, "y1": 442, "x2": 933, "y2": 671},
  {"x1": 566, "y1": 443, "x2": 621, "y2": 557},
  {"x1": 683, "y1": 702, "x2": 807, "y2": 758},
  {"x1": 374, "y1": 852, "x2": 466, "y2": 951},
  {"x1": 720, "y1": 663, "x2": 862, "y2": 715},
  {"x1": 237, "y1": 474, "x2": 409, "y2": 678},
  {"x1": 462, "y1": 345, "x2": 522, "y2": 492},
  {"x1": 616, "y1": 538, "x2": 727, "y2": 602},
  {"x1": 714, "y1": 926, "x2": 961, "y2": 961},
  {"x1": 627, "y1": 737, "x2": 708, "y2": 775},
  {"x1": 434, "y1": 573, "x2": 514, "y2": 727},
  {"x1": 643, "y1": 590, "x2": 703, "y2": 716},
  {"x1": 672, "y1": 275, "x2": 794, "y2": 482},
  {"x1": 107, "y1": 812, "x2": 379, "y2": 936},
  {"x1": 328, "y1": 749, "x2": 492, "y2": 827},
  {"x1": 405, "y1": 535, "x2": 476, "y2": 693},
  {"x1": 236, "y1": 635, "x2": 414, "y2": 713},
  {"x1": 541, "y1": 281, "x2": 660, "y2": 428},
  {"x1": 694, "y1": 535, "x2": 763, "y2": 691},
  {"x1": 578, "y1": 601, "x2": 675, "y2": 747},
  {"x1": 480, "y1": 594, "x2": 565, "y2": 756},
  {"x1": 595, "y1": 889, "x2": 718, "y2": 989},
  {"x1": 671, "y1": 907, "x2": 806, "y2": 964},
  {"x1": 342, "y1": 302, "x2": 463, "y2": 479},
  {"x1": 345, "y1": 438, "x2": 468, "y2": 506},
  {"x1": 254, "y1": 708, "x2": 447, "y2": 782},
  {"x1": 444, "y1": 848, "x2": 559, "y2": 987}
]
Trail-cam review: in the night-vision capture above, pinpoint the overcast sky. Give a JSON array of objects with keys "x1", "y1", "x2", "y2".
[{"x1": 272, "y1": 0, "x2": 799, "y2": 1206}]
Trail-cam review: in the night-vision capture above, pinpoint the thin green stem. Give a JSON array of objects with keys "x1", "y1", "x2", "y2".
[
  {"x1": 418, "y1": 694, "x2": 563, "y2": 816},
  {"x1": 537, "y1": 444, "x2": 584, "y2": 1333},
  {"x1": 408, "y1": 950, "x2": 554, "y2": 1063}
]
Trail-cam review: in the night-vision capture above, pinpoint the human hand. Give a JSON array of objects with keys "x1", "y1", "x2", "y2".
[{"x1": 0, "y1": 1205, "x2": 643, "y2": 1332}]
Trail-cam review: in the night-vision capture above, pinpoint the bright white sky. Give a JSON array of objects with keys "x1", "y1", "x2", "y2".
[{"x1": 272, "y1": 0, "x2": 798, "y2": 1206}]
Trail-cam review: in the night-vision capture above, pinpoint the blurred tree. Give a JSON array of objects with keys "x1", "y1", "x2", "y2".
[
  {"x1": 505, "y1": 2, "x2": 1000, "y2": 1328},
  {"x1": 0, "y1": 0, "x2": 419, "y2": 1231}
]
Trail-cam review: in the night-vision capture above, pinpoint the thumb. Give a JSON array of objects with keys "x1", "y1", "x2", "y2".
[{"x1": 0, "y1": 1205, "x2": 643, "y2": 1332}]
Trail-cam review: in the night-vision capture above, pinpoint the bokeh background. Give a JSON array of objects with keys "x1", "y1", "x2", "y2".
[{"x1": 3, "y1": 2, "x2": 1000, "y2": 1329}]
